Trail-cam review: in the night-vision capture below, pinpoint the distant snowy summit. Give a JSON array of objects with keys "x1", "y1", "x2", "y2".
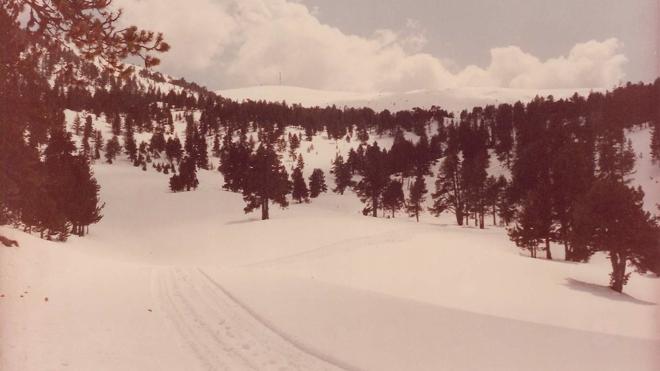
[{"x1": 217, "y1": 85, "x2": 600, "y2": 112}]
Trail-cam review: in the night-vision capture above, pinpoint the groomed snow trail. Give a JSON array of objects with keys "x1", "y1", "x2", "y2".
[{"x1": 153, "y1": 267, "x2": 348, "y2": 371}]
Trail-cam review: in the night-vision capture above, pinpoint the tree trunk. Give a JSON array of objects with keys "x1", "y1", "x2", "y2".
[
  {"x1": 372, "y1": 194, "x2": 378, "y2": 217},
  {"x1": 609, "y1": 252, "x2": 626, "y2": 293},
  {"x1": 415, "y1": 211, "x2": 419, "y2": 222},
  {"x1": 479, "y1": 212, "x2": 484, "y2": 229},
  {"x1": 564, "y1": 242, "x2": 572, "y2": 261},
  {"x1": 261, "y1": 199, "x2": 269, "y2": 220},
  {"x1": 456, "y1": 208, "x2": 464, "y2": 226},
  {"x1": 545, "y1": 237, "x2": 552, "y2": 260},
  {"x1": 492, "y1": 205, "x2": 496, "y2": 226}
]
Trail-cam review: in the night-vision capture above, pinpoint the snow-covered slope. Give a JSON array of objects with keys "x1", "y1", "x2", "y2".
[
  {"x1": 218, "y1": 85, "x2": 600, "y2": 112},
  {"x1": 2, "y1": 158, "x2": 658, "y2": 371}
]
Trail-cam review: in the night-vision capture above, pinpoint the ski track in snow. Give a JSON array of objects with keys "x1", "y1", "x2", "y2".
[
  {"x1": 243, "y1": 227, "x2": 409, "y2": 269},
  {"x1": 153, "y1": 267, "x2": 348, "y2": 371}
]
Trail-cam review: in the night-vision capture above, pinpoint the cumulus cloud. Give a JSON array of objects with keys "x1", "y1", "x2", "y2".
[{"x1": 115, "y1": 0, "x2": 627, "y2": 92}]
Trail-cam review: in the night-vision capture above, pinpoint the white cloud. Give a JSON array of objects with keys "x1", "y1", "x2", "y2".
[{"x1": 115, "y1": 0, "x2": 628, "y2": 92}]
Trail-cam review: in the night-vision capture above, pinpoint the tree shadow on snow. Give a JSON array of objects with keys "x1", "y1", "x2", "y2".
[
  {"x1": 564, "y1": 278, "x2": 656, "y2": 305},
  {"x1": 224, "y1": 217, "x2": 261, "y2": 225}
]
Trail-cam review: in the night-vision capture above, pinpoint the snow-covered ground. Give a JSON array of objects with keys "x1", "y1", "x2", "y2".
[
  {"x1": 218, "y1": 85, "x2": 600, "y2": 112},
  {"x1": 1, "y1": 115, "x2": 659, "y2": 371}
]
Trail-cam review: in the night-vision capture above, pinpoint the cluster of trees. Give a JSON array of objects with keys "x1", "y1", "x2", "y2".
[
  {"x1": 428, "y1": 95, "x2": 659, "y2": 292},
  {"x1": 1, "y1": 7, "x2": 105, "y2": 240},
  {"x1": 330, "y1": 130, "x2": 439, "y2": 218},
  {"x1": 218, "y1": 128, "x2": 328, "y2": 219}
]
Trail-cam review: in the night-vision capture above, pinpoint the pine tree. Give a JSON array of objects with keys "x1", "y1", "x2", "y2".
[
  {"x1": 80, "y1": 116, "x2": 93, "y2": 159},
  {"x1": 165, "y1": 136, "x2": 183, "y2": 164},
  {"x1": 507, "y1": 189, "x2": 552, "y2": 259},
  {"x1": 651, "y1": 121, "x2": 660, "y2": 164},
  {"x1": 169, "y1": 156, "x2": 198, "y2": 192},
  {"x1": 549, "y1": 131, "x2": 595, "y2": 261},
  {"x1": 72, "y1": 114, "x2": 82, "y2": 135},
  {"x1": 42, "y1": 128, "x2": 78, "y2": 238},
  {"x1": 123, "y1": 119, "x2": 137, "y2": 162},
  {"x1": 212, "y1": 133, "x2": 221, "y2": 157},
  {"x1": 242, "y1": 144, "x2": 291, "y2": 220},
  {"x1": 196, "y1": 131, "x2": 209, "y2": 169},
  {"x1": 429, "y1": 152, "x2": 465, "y2": 225},
  {"x1": 308, "y1": 168, "x2": 327, "y2": 198},
  {"x1": 484, "y1": 175, "x2": 501, "y2": 226},
  {"x1": 382, "y1": 180, "x2": 405, "y2": 218},
  {"x1": 111, "y1": 114, "x2": 122, "y2": 136},
  {"x1": 184, "y1": 114, "x2": 198, "y2": 162},
  {"x1": 570, "y1": 179, "x2": 659, "y2": 293},
  {"x1": 219, "y1": 134, "x2": 254, "y2": 193},
  {"x1": 289, "y1": 133, "x2": 300, "y2": 159},
  {"x1": 290, "y1": 167, "x2": 309, "y2": 203},
  {"x1": 149, "y1": 130, "x2": 166, "y2": 154},
  {"x1": 68, "y1": 156, "x2": 104, "y2": 236},
  {"x1": 295, "y1": 153, "x2": 305, "y2": 172},
  {"x1": 354, "y1": 142, "x2": 389, "y2": 217},
  {"x1": 406, "y1": 174, "x2": 427, "y2": 222},
  {"x1": 93, "y1": 130, "x2": 103, "y2": 160},
  {"x1": 331, "y1": 154, "x2": 353, "y2": 194},
  {"x1": 104, "y1": 135, "x2": 121, "y2": 164}
]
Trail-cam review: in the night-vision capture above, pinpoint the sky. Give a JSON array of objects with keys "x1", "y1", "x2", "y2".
[{"x1": 115, "y1": 0, "x2": 658, "y2": 92}]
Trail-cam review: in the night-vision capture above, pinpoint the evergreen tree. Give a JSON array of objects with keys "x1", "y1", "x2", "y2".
[
  {"x1": 497, "y1": 179, "x2": 516, "y2": 227},
  {"x1": 354, "y1": 142, "x2": 389, "y2": 217},
  {"x1": 105, "y1": 135, "x2": 121, "y2": 163},
  {"x1": 184, "y1": 114, "x2": 198, "y2": 162},
  {"x1": 149, "y1": 130, "x2": 166, "y2": 154},
  {"x1": 290, "y1": 167, "x2": 309, "y2": 203},
  {"x1": 242, "y1": 144, "x2": 291, "y2": 220},
  {"x1": 382, "y1": 179, "x2": 405, "y2": 218},
  {"x1": 331, "y1": 154, "x2": 353, "y2": 194},
  {"x1": 42, "y1": 128, "x2": 78, "y2": 238},
  {"x1": 484, "y1": 175, "x2": 501, "y2": 226},
  {"x1": 295, "y1": 153, "x2": 305, "y2": 172},
  {"x1": 219, "y1": 134, "x2": 254, "y2": 193},
  {"x1": 93, "y1": 130, "x2": 103, "y2": 160},
  {"x1": 570, "y1": 180, "x2": 659, "y2": 293},
  {"x1": 651, "y1": 121, "x2": 660, "y2": 164},
  {"x1": 169, "y1": 156, "x2": 198, "y2": 192},
  {"x1": 196, "y1": 132, "x2": 209, "y2": 169},
  {"x1": 68, "y1": 156, "x2": 104, "y2": 236},
  {"x1": 429, "y1": 152, "x2": 465, "y2": 225},
  {"x1": 84, "y1": 115, "x2": 93, "y2": 138},
  {"x1": 123, "y1": 119, "x2": 137, "y2": 161},
  {"x1": 165, "y1": 136, "x2": 183, "y2": 164},
  {"x1": 72, "y1": 114, "x2": 82, "y2": 135},
  {"x1": 406, "y1": 174, "x2": 427, "y2": 222},
  {"x1": 507, "y1": 189, "x2": 552, "y2": 259},
  {"x1": 289, "y1": 133, "x2": 301, "y2": 159},
  {"x1": 549, "y1": 131, "x2": 595, "y2": 261},
  {"x1": 212, "y1": 133, "x2": 221, "y2": 157},
  {"x1": 308, "y1": 168, "x2": 327, "y2": 198},
  {"x1": 111, "y1": 114, "x2": 122, "y2": 136},
  {"x1": 80, "y1": 116, "x2": 93, "y2": 159}
]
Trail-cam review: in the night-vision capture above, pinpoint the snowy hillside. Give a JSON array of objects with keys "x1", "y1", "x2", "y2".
[
  {"x1": 218, "y1": 85, "x2": 600, "y2": 112},
  {"x1": 2, "y1": 110, "x2": 659, "y2": 371}
]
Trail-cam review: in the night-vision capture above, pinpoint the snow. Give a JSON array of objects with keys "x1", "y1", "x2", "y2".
[
  {"x1": 1, "y1": 111, "x2": 659, "y2": 371},
  {"x1": 217, "y1": 85, "x2": 601, "y2": 112}
]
